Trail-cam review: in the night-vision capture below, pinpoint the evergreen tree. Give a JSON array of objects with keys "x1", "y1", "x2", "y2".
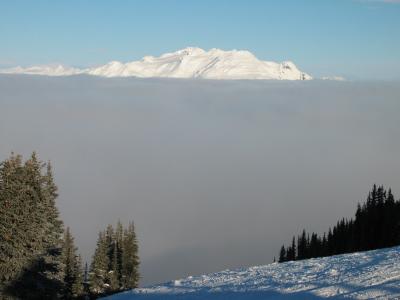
[
  {"x1": 327, "y1": 228, "x2": 334, "y2": 256},
  {"x1": 83, "y1": 262, "x2": 90, "y2": 296},
  {"x1": 0, "y1": 154, "x2": 27, "y2": 285},
  {"x1": 383, "y1": 189, "x2": 399, "y2": 246},
  {"x1": 291, "y1": 236, "x2": 296, "y2": 260},
  {"x1": 0, "y1": 153, "x2": 65, "y2": 299},
  {"x1": 297, "y1": 230, "x2": 307, "y2": 260},
  {"x1": 109, "y1": 241, "x2": 120, "y2": 291},
  {"x1": 71, "y1": 255, "x2": 84, "y2": 298},
  {"x1": 89, "y1": 231, "x2": 110, "y2": 295},
  {"x1": 62, "y1": 227, "x2": 84, "y2": 299},
  {"x1": 309, "y1": 233, "x2": 319, "y2": 258},
  {"x1": 105, "y1": 224, "x2": 115, "y2": 261},
  {"x1": 121, "y1": 222, "x2": 140, "y2": 289},
  {"x1": 40, "y1": 160, "x2": 65, "y2": 297},
  {"x1": 278, "y1": 245, "x2": 286, "y2": 262},
  {"x1": 285, "y1": 246, "x2": 292, "y2": 262},
  {"x1": 89, "y1": 221, "x2": 140, "y2": 295},
  {"x1": 115, "y1": 220, "x2": 124, "y2": 286},
  {"x1": 321, "y1": 233, "x2": 328, "y2": 257}
]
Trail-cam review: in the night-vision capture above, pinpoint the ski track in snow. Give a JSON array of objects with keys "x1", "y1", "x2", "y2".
[{"x1": 103, "y1": 246, "x2": 400, "y2": 299}]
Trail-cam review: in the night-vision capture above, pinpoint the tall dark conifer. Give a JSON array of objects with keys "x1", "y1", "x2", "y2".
[
  {"x1": 89, "y1": 231, "x2": 110, "y2": 295},
  {"x1": 62, "y1": 227, "x2": 84, "y2": 299},
  {"x1": 278, "y1": 245, "x2": 286, "y2": 262},
  {"x1": 0, "y1": 154, "x2": 26, "y2": 285},
  {"x1": 121, "y1": 222, "x2": 140, "y2": 289}
]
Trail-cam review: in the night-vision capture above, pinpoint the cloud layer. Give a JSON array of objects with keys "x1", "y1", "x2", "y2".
[{"x1": 1, "y1": 76, "x2": 399, "y2": 285}]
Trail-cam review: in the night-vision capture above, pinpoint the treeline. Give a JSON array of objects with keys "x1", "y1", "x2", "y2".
[
  {"x1": 279, "y1": 185, "x2": 400, "y2": 262},
  {"x1": 0, "y1": 153, "x2": 139, "y2": 299}
]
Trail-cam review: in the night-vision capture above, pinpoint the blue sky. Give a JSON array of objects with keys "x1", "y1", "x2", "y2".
[{"x1": 0, "y1": 0, "x2": 399, "y2": 79}]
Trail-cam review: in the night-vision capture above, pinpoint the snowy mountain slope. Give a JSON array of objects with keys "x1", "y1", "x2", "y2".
[
  {"x1": 102, "y1": 246, "x2": 400, "y2": 299},
  {"x1": 1, "y1": 64, "x2": 82, "y2": 76},
  {"x1": 0, "y1": 47, "x2": 312, "y2": 80}
]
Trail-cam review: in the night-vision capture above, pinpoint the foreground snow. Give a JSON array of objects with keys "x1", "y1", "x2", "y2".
[
  {"x1": 0, "y1": 47, "x2": 311, "y2": 80},
  {"x1": 103, "y1": 246, "x2": 400, "y2": 299}
]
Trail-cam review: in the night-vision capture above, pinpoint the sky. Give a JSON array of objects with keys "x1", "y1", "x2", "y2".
[
  {"x1": 0, "y1": 0, "x2": 400, "y2": 79},
  {"x1": 1, "y1": 76, "x2": 399, "y2": 285}
]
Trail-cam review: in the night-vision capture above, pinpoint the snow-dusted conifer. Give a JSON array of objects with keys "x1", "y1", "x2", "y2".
[
  {"x1": 62, "y1": 227, "x2": 84, "y2": 299},
  {"x1": 89, "y1": 231, "x2": 110, "y2": 294},
  {"x1": 0, "y1": 153, "x2": 65, "y2": 298},
  {"x1": 121, "y1": 222, "x2": 140, "y2": 289}
]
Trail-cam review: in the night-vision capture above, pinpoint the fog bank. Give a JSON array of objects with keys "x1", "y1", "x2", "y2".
[{"x1": 1, "y1": 75, "x2": 399, "y2": 285}]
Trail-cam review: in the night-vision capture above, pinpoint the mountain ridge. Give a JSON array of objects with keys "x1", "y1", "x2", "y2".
[{"x1": 0, "y1": 47, "x2": 312, "y2": 80}]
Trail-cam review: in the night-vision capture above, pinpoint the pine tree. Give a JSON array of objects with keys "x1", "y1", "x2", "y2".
[
  {"x1": 0, "y1": 153, "x2": 65, "y2": 298},
  {"x1": 321, "y1": 233, "x2": 328, "y2": 257},
  {"x1": 115, "y1": 220, "x2": 124, "y2": 286},
  {"x1": 309, "y1": 233, "x2": 319, "y2": 258},
  {"x1": 384, "y1": 189, "x2": 398, "y2": 246},
  {"x1": 121, "y1": 222, "x2": 140, "y2": 289},
  {"x1": 83, "y1": 262, "x2": 90, "y2": 296},
  {"x1": 291, "y1": 236, "x2": 296, "y2": 260},
  {"x1": 0, "y1": 154, "x2": 27, "y2": 284},
  {"x1": 89, "y1": 231, "x2": 110, "y2": 295},
  {"x1": 89, "y1": 222, "x2": 140, "y2": 294},
  {"x1": 109, "y1": 241, "x2": 120, "y2": 291},
  {"x1": 285, "y1": 246, "x2": 291, "y2": 262},
  {"x1": 278, "y1": 245, "x2": 286, "y2": 262},
  {"x1": 297, "y1": 230, "x2": 307, "y2": 260},
  {"x1": 40, "y1": 160, "x2": 65, "y2": 296},
  {"x1": 71, "y1": 255, "x2": 84, "y2": 298},
  {"x1": 62, "y1": 227, "x2": 84, "y2": 299}
]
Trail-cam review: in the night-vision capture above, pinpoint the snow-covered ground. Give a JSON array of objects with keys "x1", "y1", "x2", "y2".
[
  {"x1": 0, "y1": 47, "x2": 311, "y2": 80},
  {"x1": 103, "y1": 246, "x2": 400, "y2": 299}
]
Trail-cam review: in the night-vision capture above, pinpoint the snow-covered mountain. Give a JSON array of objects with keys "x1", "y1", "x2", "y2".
[
  {"x1": 102, "y1": 246, "x2": 400, "y2": 299},
  {"x1": 0, "y1": 47, "x2": 312, "y2": 80},
  {"x1": 1, "y1": 64, "x2": 82, "y2": 76}
]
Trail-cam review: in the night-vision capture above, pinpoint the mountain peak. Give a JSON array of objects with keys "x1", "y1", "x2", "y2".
[
  {"x1": 0, "y1": 47, "x2": 312, "y2": 80},
  {"x1": 176, "y1": 47, "x2": 206, "y2": 55}
]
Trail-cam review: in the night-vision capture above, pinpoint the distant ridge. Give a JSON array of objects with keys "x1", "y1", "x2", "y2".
[{"x1": 0, "y1": 47, "x2": 312, "y2": 80}]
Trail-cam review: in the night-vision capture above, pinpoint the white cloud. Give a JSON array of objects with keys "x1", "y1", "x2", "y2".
[{"x1": 321, "y1": 76, "x2": 346, "y2": 81}]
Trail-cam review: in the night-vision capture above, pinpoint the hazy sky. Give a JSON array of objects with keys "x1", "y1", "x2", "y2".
[
  {"x1": 1, "y1": 75, "x2": 399, "y2": 285},
  {"x1": 1, "y1": 0, "x2": 400, "y2": 79}
]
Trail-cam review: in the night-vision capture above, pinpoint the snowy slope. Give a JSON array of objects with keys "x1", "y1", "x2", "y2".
[
  {"x1": 0, "y1": 47, "x2": 312, "y2": 80},
  {"x1": 1, "y1": 64, "x2": 82, "y2": 76},
  {"x1": 103, "y1": 246, "x2": 400, "y2": 299}
]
